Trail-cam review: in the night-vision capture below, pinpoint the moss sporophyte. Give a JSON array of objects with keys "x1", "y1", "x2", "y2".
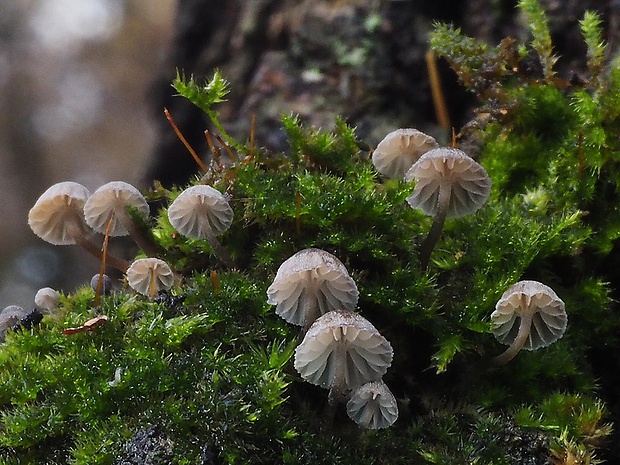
[{"x1": 1, "y1": 2, "x2": 618, "y2": 462}]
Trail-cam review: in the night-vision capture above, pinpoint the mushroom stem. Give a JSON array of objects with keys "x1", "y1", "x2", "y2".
[
  {"x1": 120, "y1": 212, "x2": 163, "y2": 257},
  {"x1": 492, "y1": 312, "x2": 533, "y2": 365},
  {"x1": 68, "y1": 223, "x2": 130, "y2": 273},
  {"x1": 203, "y1": 222, "x2": 235, "y2": 268},
  {"x1": 419, "y1": 183, "x2": 451, "y2": 271}
]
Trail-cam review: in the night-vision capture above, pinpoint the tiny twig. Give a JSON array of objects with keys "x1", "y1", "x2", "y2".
[
  {"x1": 426, "y1": 50, "x2": 451, "y2": 131},
  {"x1": 164, "y1": 107, "x2": 208, "y2": 173}
]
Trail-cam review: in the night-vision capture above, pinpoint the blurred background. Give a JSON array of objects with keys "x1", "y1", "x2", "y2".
[{"x1": 0, "y1": 0, "x2": 175, "y2": 309}]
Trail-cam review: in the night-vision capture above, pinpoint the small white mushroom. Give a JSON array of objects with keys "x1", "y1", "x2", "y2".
[
  {"x1": 346, "y1": 380, "x2": 398, "y2": 429},
  {"x1": 126, "y1": 258, "x2": 174, "y2": 298},
  {"x1": 405, "y1": 147, "x2": 491, "y2": 271},
  {"x1": 372, "y1": 128, "x2": 439, "y2": 179},
  {"x1": 294, "y1": 310, "x2": 393, "y2": 402},
  {"x1": 0, "y1": 306, "x2": 29, "y2": 342},
  {"x1": 34, "y1": 287, "x2": 60, "y2": 314},
  {"x1": 28, "y1": 182, "x2": 129, "y2": 271},
  {"x1": 267, "y1": 248, "x2": 359, "y2": 328},
  {"x1": 167, "y1": 185, "x2": 234, "y2": 267},
  {"x1": 491, "y1": 280, "x2": 567, "y2": 365}
]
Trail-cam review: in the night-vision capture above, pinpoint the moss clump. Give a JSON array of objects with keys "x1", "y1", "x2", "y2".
[{"x1": 0, "y1": 1, "x2": 619, "y2": 462}]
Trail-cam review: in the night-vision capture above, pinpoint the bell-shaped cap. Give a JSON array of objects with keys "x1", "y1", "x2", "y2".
[
  {"x1": 294, "y1": 310, "x2": 393, "y2": 391},
  {"x1": 167, "y1": 185, "x2": 233, "y2": 238},
  {"x1": 126, "y1": 258, "x2": 174, "y2": 297},
  {"x1": 34, "y1": 287, "x2": 60, "y2": 313},
  {"x1": 346, "y1": 380, "x2": 398, "y2": 429},
  {"x1": 372, "y1": 128, "x2": 438, "y2": 179},
  {"x1": 491, "y1": 280, "x2": 567, "y2": 350},
  {"x1": 405, "y1": 147, "x2": 491, "y2": 219},
  {"x1": 28, "y1": 181, "x2": 91, "y2": 245},
  {"x1": 84, "y1": 181, "x2": 149, "y2": 236},
  {"x1": 0, "y1": 305, "x2": 29, "y2": 342},
  {"x1": 267, "y1": 248, "x2": 359, "y2": 327}
]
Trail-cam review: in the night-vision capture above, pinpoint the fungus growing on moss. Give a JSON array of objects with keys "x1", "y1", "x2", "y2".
[
  {"x1": 372, "y1": 128, "x2": 439, "y2": 179},
  {"x1": 167, "y1": 184, "x2": 234, "y2": 268},
  {"x1": 405, "y1": 147, "x2": 491, "y2": 270},
  {"x1": 491, "y1": 280, "x2": 567, "y2": 365},
  {"x1": 267, "y1": 248, "x2": 359, "y2": 329},
  {"x1": 0, "y1": 306, "x2": 29, "y2": 342},
  {"x1": 294, "y1": 310, "x2": 393, "y2": 403},
  {"x1": 346, "y1": 380, "x2": 398, "y2": 429},
  {"x1": 34, "y1": 287, "x2": 59, "y2": 313},
  {"x1": 126, "y1": 258, "x2": 174, "y2": 298},
  {"x1": 91, "y1": 273, "x2": 113, "y2": 295},
  {"x1": 84, "y1": 181, "x2": 158, "y2": 255},
  {"x1": 28, "y1": 182, "x2": 129, "y2": 272}
]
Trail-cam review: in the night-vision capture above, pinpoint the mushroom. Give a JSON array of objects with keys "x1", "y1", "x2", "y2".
[
  {"x1": 0, "y1": 306, "x2": 29, "y2": 342},
  {"x1": 28, "y1": 182, "x2": 129, "y2": 272},
  {"x1": 294, "y1": 310, "x2": 393, "y2": 403},
  {"x1": 34, "y1": 287, "x2": 60, "y2": 314},
  {"x1": 346, "y1": 380, "x2": 398, "y2": 429},
  {"x1": 90, "y1": 273, "x2": 113, "y2": 295},
  {"x1": 405, "y1": 147, "x2": 491, "y2": 271},
  {"x1": 491, "y1": 280, "x2": 567, "y2": 365},
  {"x1": 83, "y1": 181, "x2": 158, "y2": 255},
  {"x1": 372, "y1": 128, "x2": 438, "y2": 179},
  {"x1": 167, "y1": 185, "x2": 234, "y2": 268},
  {"x1": 267, "y1": 248, "x2": 359, "y2": 329},
  {"x1": 126, "y1": 258, "x2": 174, "y2": 298}
]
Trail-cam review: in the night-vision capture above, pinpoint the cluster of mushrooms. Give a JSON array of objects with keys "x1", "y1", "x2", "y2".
[
  {"x1": 27, "y1": 181, "x2": 235, "y2": 299},
  {"x1": 267, "y1": 248, "x2": 397, "y2": 429},
  {"x1": 18, "y1": 128, "x2": 570, "y2": 432},
  {"x1": 372, "y1": 129, "x2": 568, "y2": 365}
]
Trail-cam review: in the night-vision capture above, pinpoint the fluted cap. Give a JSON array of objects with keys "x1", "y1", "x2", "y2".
[
  {"x1": 28, "y1": 181, "x2": 91, "y2": 245},
  {"x1": 267, "y1": 248, "x2": 359, "y2": 327},
  {"x1": 294, "y1": 310, "x2": 393, "y2": 391},
  {"x1": 491, "y1": 280, "x2": 567, "y2": 350},
  {"x1": 126, "y1": 258, "x2": 174, "y2": 298},
  {"x1": 346, "y1": 380, "x2": 398, "y2": 429},
  {"x1": 167, "y1": 185, "x2": 233, "y2": 238},
  {"x1": 372, "y1": 129, "x2": 438, "y2": 179},
  {"x1": 405, "y1": 147, "x2": 491, "y2": 219},
  {"x1": 84, "y1": 181, "x2": 149, "y2": 236}
]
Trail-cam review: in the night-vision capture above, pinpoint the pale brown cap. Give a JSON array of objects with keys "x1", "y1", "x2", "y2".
[
  {"x1": 167, "y1": 185, "x2": 233, "y2": 238},
  {"x1": 372, "y1": 129, "x2": 438, "y2": 179},
  {"x1": 405, "y1": 147, "x2": 491, "y2": 218},
  {"x1": 28, "y1": 181, "x2": 90, "y2": 245},
  {"x1": 126, "y1": 258, "x2": 174, "y2": 297},
  {"x1": 34, "y1": 287, "x2": 60, "y2": 313},
  {"x1": 84, "y1": 181, "x2": 149, "y2": 236},
  {"x1": 267, "y1": 248, "x2": 359, "y2": 327},
  {"x1": 491, "y1": 280, "x2": 567, "y2": 350},
  {"x1": 294, "y1": 310, "x2": 393, "y2": 391},
  {"x1": 346, "y1": 380, "x2": 398, "y2": 429}
]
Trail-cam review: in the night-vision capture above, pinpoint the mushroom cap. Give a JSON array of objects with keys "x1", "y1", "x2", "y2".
[
  {"x1": 0, "y1": 305, "x2": 29, "y2": 342},
  {"x1": 267, "y1": 248, "x2": 359, "y2": 327},
  {"x1": 126, "y1": 258, "x2": 174, "y2": 297},
  {"x1": 84, "y1": 181, "x2": 150, "y2": 236},
  {"x1": 28, "y1": 181, "x2": 91, "y2": 245},
  {"x1": 294, "y1": 310, "x2": 393, "y2": 391},
  {"x1": 405, "y1": 147, "x2": 491, "y2": 219},
  {"x1": 346, "y1": 380, "x2": 398, "y2": 429},
  {"x1": 90, "y1": 273, "x2": 113, "y2": 295},
  {"x1": 491, "y1": 280, "x2": 567, "y2": 350},
  {"x1": 167, "y1": 185, "x2": 233, "y2": 239},
  {"x1": 372, "y1": 128, "x2": 439, "y2": 179},
  {"x1": 34, "y1": 287, "x2": 60, "y2": 313}
]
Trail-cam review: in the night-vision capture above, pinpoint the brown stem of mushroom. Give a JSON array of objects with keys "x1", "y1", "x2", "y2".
[
  {"x1": 203, "y1": 222, "x2": 235, "y2": 269},
  {"x1": 120, "y1": 213, "x2": 163, "y2": 258},
  {"x1": 67, "y1": 224, "x2": 130, "y2": 273},
  {"x1": 492, "y1": 313, "x2": 533, "y2": 365},
  {"x1": 419, "y1": 184, "x2": 451, "y2": 271},
  {"x1": 95, "y1": 213, "x2": 114, "y2": 307}
]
